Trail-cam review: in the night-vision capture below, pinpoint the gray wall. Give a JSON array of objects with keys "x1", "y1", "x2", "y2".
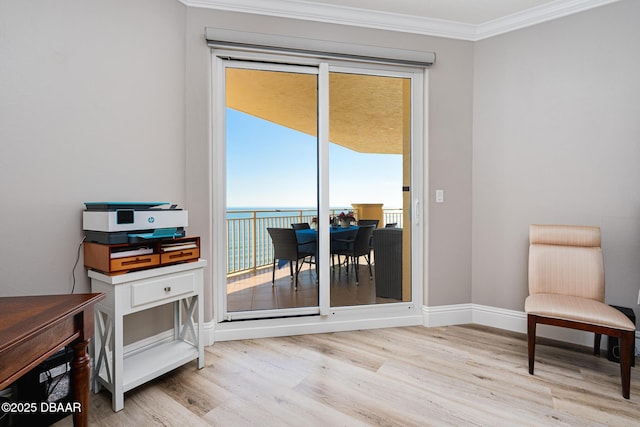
[
  {"x1": 472, "y1": 0, "x2": 640, "y2": 321},
  {"x1": 0, "y1": 0, "x2": 186, "y2": 342},
  {"x1": 184, "y1": 8, "x2": 475, "y2": 321},
  {"x1": 2, "y1": 0, "x2": 636, "y2": 333}
]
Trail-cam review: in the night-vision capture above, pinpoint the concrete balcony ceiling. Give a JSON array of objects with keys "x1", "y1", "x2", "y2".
[{"x1": 227, "y1": 68, "x2": 409, "y2": 154}]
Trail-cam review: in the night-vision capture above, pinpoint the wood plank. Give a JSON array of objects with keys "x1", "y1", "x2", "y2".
[{"x1": 53, "y1": 324, "x2": 638, "y2": 426}]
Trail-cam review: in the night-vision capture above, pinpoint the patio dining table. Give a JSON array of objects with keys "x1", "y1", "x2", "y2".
[
  {"x1": 294, "y1": 226, "x2": 359, "y2": 270},
  {"x1": 295, "y1": 225, "x2": 359, "y2": 246},
  {"x1": 273, "y1": 226, "x2": 359, "y2": 269}
]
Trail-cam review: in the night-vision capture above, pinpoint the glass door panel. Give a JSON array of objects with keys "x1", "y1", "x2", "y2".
[
  {"x1": 225, "y1": 66, "x2": 319, "y2": 317},
  {"x1": 221, "y1": 60, "x2": 415, "y2": 320},
  {"x1": 328, "y1": 71, "x2": 412, "y2": 307}
]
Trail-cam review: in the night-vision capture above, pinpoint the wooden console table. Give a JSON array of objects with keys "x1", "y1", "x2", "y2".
[{"x1": 0, "y1": 293, "x2": 104, "y2": 427}]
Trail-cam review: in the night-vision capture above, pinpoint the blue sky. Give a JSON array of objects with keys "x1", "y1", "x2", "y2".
[{"x1": 226, "y1": 108, "x2": 402, "y2": 209}]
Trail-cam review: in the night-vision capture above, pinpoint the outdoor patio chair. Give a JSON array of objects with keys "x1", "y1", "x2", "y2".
[
  {"x1": 357, "y1": 219, "x2": 379, "y2": 256},
  {"x1": 357, "y1": 219, "x2": 379, "y2": 228},
  {"x1": 291, "y1": 223, "x2": 315, "y2": 268},
  {"x1": 330, "y1": 225, "x2": 375, "y2": 284},
  {"x1": 291, "y1": 223, "x2": 310, "y2": 230},
  {"x1": 267, "y1": 227, "x2": 316, "y2": 290}
]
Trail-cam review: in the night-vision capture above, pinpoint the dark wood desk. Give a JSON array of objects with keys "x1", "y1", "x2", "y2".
[{"x1": 0, "y1": 293, "x2": 104, "y2": 427}]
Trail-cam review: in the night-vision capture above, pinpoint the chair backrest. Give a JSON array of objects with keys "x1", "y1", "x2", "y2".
[
  {"x1": 353, "y1": 225, "x2": 375, "y2": 256},
  {"x1": 528, "y1": 224, "x2": 604, "y2": 301},
  {"x1": 291, "y1": 223, "x2": 310, "y2": 230},
  {"x1": 358, "y1": 219, "x2": 379, "y2": 228},
  {"x1": 267, "y1": 228, "x2": 300, "y2": 260}
]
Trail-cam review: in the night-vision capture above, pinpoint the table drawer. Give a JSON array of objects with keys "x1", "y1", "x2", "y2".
[
  {"x1": 111, "y1": 254, "x2": 160, "y2": 273},
  {"x1": 131, "y1": 273, "x2": 196, "y2": 307}
]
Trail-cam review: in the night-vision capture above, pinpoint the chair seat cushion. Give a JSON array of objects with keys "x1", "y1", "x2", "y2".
[{"x1": 525, "y1": 293, "x2": 635, "y2": 331}]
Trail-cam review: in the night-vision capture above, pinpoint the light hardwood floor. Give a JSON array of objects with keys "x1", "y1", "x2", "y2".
[{"x1": 54, "y1": 324, "x2": 639, "y2": 426}]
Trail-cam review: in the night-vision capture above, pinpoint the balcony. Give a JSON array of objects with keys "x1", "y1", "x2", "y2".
[{"x1": 226, "y1": 208, "x2": 403, "y2": 276}]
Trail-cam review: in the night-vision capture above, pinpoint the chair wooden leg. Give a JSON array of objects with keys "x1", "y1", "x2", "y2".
[
  {"x1": 527, "y1": 314, "x2": 536, "y2": 375},
  {"x1": 594, "y1": 333, "x2": 602, "y2": 355},
  {"x1": 620, "y1": 330, "x2": 634, "y2": 399}
]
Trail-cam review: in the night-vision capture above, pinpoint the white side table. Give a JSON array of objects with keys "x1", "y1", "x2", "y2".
[{"x1": 89, "y1": 259, "x2": 206, "y2": 411}]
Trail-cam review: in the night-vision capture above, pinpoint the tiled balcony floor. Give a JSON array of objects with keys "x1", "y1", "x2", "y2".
[{"x1": 227, "y1": 259, "x2": 401, "y2": 312}]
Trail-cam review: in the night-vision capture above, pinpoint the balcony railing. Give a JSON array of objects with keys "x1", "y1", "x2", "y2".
[{"x1": 226, "y1": 208, "x2": 403, "y2": 276}]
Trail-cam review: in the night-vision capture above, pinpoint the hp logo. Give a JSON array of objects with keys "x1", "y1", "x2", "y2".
[{"x1": 148, "y1": 217, "x2": 155, "y2": 224}]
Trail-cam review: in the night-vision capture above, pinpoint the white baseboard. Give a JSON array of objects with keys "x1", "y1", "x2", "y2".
[
  {"x1": 200, "y1": 303, "x2": 638, "y2": 356},
  {"x1": 203, "y1": 320, "x2": 216, "y2": 346},
  {"x1": 423, "y1": 303, "x2": 640, "y2": 355},
  {"x1": 204, "y1": 304, "x2": 424, "y2": 343},
  {"x1": 421, "y1": 303, "x2": 473, "y2": 327}
]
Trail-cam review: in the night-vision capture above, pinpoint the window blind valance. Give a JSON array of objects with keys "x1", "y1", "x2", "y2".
[{"x1": 205, "y1": 27, "x2": 435, "y2": 67}]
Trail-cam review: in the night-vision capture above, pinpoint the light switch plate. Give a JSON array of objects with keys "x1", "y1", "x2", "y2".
[{"x1": 436, "y1": 189, "x2": 444, "y2": 203}]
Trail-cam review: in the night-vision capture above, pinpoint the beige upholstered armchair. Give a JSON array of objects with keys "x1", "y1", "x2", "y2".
[{"x1": 525, "y1": 224, "x2": 636, "y2": 399}]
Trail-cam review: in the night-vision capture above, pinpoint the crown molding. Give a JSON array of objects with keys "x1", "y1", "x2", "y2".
[
  {"x1": 179, "y1": 0, "x2": 620, "y2": 41},
  {"x1": 179, "y1": 0, "x2": 476, "y2": 40},
  {"x1": 475, "y1": 0, "x2": 621, "y2": 40}
]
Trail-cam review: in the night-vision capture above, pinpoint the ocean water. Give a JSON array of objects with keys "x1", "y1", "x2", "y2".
[
  {"x1": 226, "y1": 207, "x2": 352, "y2": 218},
  {"x1": 227, "y1": 207, "x2": 315, "y2": 218}
]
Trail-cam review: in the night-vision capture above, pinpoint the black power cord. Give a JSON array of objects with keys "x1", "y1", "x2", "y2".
[{"x1": 71, "y1": 236, "x2": 86, "y2": 294}]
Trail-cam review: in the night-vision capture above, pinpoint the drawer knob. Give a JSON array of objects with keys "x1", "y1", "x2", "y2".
[{"x1": 164, "y1": 286, "x2": 171, "y2": 292}]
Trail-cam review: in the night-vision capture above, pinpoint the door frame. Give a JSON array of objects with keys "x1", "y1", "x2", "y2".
[{"x1": 211, "y1": 47, "x2": 427, "y2": 340}]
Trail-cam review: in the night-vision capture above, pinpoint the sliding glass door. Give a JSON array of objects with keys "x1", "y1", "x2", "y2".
[{"x1": 214, "y1": 52, "x2": 422, "y2": 323}]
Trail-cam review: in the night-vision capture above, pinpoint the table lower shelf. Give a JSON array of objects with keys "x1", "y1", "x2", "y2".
[{"x1": 97, "y1": 339, "x2": 200, "y2": 394}]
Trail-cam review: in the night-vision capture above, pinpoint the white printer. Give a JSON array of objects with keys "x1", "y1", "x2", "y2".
[{"x1": 83, "y1": 202, "x2": 188, "y2": 244}]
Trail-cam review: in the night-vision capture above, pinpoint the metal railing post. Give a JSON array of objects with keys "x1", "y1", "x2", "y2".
[{"x1": 251, "y1": 211, "x2": 257, "y2": 274}]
